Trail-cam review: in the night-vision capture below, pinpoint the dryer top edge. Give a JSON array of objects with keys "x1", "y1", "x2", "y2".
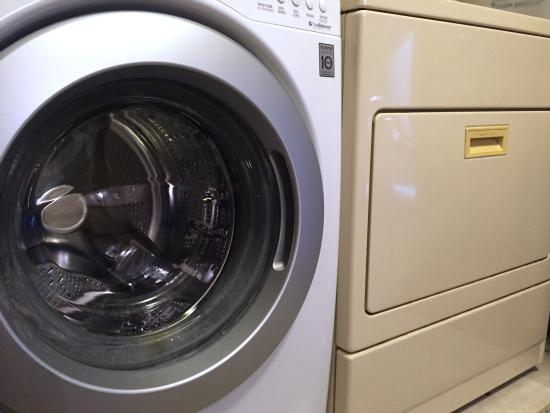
[{"x1": 341, "y1": 0, "x2": 550, "y2": 38}]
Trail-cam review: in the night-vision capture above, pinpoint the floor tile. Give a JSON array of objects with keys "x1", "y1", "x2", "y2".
[{"x1": 491, "y1": 376, "x2": 550, "y2": 412}]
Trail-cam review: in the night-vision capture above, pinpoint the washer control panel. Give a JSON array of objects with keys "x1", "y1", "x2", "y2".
[{"x1": 218, "y1": 0, "x2": 339, "y2": 35}]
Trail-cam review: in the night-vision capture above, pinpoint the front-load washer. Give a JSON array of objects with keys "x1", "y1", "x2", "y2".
[{"x1": 0, "y1": 1, "x2": 341, "y2": 412}]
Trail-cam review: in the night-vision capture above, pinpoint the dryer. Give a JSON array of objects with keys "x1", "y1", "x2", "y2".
[
  {"x1": 335, "y1": 1, "x2": 550, "y2": 412},
  {"x1": 0, "y1": 1, "x2": 341, "y2": 412}
]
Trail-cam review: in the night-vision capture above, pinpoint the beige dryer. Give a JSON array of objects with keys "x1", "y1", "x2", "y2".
[{"x1": 334, "y1": 1, "x2": 550, "y2": 412}]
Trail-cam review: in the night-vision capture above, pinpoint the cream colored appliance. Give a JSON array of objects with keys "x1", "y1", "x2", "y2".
[{"x1": 334, "y1": 1, "x2": 550, "y2": 412}]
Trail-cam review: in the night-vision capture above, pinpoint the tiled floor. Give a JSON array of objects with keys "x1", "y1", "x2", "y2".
[{"x1": 454, "y1": 339, "x2": 550, "y2": 413}]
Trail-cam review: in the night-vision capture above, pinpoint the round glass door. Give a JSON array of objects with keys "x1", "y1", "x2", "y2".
[{"x1": 0, "y1": 79, "x2": 280, "y2": 369}]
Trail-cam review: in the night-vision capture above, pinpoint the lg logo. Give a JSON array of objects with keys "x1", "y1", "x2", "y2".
[
  {"x1": 319, "y1": 43, "x2": 334, "y2": 77},
  {"x1": 321, "y1": 56, "x2": 333, "y2": 70}
]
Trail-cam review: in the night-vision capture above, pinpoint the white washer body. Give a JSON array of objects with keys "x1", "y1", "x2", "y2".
[{"x1": 0, "y1": 1, "x2": 341, "y2": 412}]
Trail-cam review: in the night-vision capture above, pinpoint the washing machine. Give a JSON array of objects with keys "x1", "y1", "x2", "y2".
[
  {"x1": 334, "y1": 1, "x2": 550, "y2": 412},
  {"x1": 0, "y1": 1, "x2": 341, "y2": 412}
]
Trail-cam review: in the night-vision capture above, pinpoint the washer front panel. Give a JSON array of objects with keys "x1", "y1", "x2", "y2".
[{"x1": 0, "y1": 10, "x2": 324, "y2": 411}]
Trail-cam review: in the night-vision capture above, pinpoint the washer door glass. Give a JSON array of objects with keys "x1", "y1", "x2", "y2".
[{"x1": 0, "y1": 80, "x2": 280, "y2": 370}]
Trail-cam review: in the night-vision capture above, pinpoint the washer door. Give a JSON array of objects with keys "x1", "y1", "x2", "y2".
[{"x1": 0, "y1": 11, "x2": 323, "y2": 410}]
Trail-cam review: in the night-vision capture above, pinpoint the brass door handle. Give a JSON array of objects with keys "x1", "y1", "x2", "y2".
[{"x1": 465, "y1": 125, "x2": 509, "y2": 159}]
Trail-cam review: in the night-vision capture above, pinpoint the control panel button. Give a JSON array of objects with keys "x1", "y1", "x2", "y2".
[
  {"x1": 278, "y1": 0, "x2": 285, "y2": 3},
  {"x1": 319, "y1": 0, "x2": 327, "y2": 12},
  {"x1": 292, "y1": 0, "x2": 300, "y2": 6},
  {"x1": 306, "y1": 0, "x2": 314, "y2": 9}
]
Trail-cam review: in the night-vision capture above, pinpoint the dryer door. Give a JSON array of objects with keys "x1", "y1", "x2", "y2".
[{"x1": 0, "y1": 11, "x2": 323, "y2": 412}]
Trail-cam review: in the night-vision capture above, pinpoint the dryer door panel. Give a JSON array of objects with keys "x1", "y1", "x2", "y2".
[{"x1": 367, "y1": 111, "x2": 550, "y2": 312}]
